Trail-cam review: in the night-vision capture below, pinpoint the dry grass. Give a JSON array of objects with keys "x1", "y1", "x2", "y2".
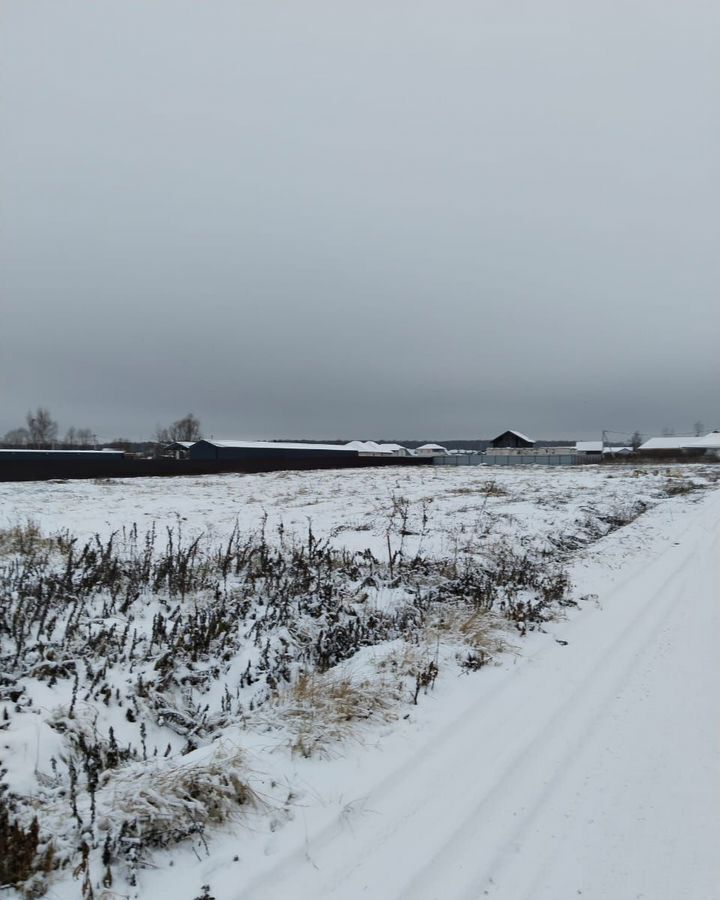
[
  {"x1": 0, "y1": 522, "x2": 55, "y2": 557},
  {"x1": 373, "y1": 642, "x2": 432, "y2": 677},
  {"x1": 424, "y1": 606, "x2": 510, "y2": 657},
  {"x1": 270, "y1": 671, "x2": 402, "y2": 758},
  {"x1": 449, "y1": 480, "x2": 509, "y2": 498},
  {"x1": 99, "y1": 744, "x2": 259, "y2": 845},
  {"x1": 661, "y1": 473, "x2": 702, "y2": 497}
]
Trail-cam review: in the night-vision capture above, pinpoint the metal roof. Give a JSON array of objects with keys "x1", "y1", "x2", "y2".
[
  {"x1": 492, "y1": 430, "x2": 535, "y2": 444},
  {"x1": 198, "y1": 440, "x2": 357, "y2": 453},
  {"x1": 575, "y1": 441, "x2": 603, "y2": 453},
  {"x1": 639, "y1": 433, "x2": 720, "y2": 451}
]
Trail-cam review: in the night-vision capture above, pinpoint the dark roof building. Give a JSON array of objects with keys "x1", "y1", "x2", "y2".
[
  {"x1": 188, "y1": 440, "x2": 359, "y2": 462},
  {"x1": 490, "y1": 430, "x2": 536, "y2": 449},
  {"x1": 162, "y1": 441, "x2": 195, "y2": 459}
]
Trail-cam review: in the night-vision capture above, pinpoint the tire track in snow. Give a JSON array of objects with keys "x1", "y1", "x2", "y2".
[
  {"x1": 236, "y1": 492, "x2": 720, "y2": 900},
  {"x1": 400, "y1": 524, "x2": 720, "y2": 900}
]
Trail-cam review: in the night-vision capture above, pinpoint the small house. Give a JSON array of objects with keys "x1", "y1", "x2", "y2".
[
  {"x1": 344, "y1": 441, "x2": 395, "y2": 456},
  {"x1": 377, "y1": 443, "x2": 411, "y2": 457},
  {"x1": 575, "y1": 442, "x2": 632, "y2": 456},
  {"x1": 163, "y1": 441, "x2": 195, "y2": 460},
  {"x1": 414, "y1": 443, "x2": 448, "y2": 456},
  {"x1": 490, "y1": 430, "x2": 535, "y2": 449}
]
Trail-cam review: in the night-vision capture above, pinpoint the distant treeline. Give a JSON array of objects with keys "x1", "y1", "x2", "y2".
[{"x1": 2, "y1": 409, "x2": 201, "y2": 454}]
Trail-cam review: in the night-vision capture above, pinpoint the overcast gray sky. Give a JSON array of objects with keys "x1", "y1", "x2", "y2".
[{"x1": 1, "y1": 0, "x2": 718, "y2": 442}]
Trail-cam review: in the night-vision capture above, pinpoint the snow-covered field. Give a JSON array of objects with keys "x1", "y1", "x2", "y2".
[
  {"x1": 0, "y1": 463, "x2": 712, "y2": 556},
  {"x1": 1, "y1": 464, "x2": 719, "y2": 899}
]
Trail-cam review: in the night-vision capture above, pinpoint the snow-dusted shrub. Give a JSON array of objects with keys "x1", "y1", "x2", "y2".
[
  {"x1": 0, "y1": 798, "x2": 54, "y2": 893},
  {"x1": 548, "y1": 499, "x2": 650, "y2": 551},
  {"x1": 0, "y1": 521, "x2": 52, "y2": 558},
  {"x1": 0, "y1": 514, "x2": 581, "y2": 893},
  {"x1": 100, "y1": 744, "x2": 257, "y2": 850},
  {"x1": 425, "y1": 605, "x2": 506, "y2": 661}
]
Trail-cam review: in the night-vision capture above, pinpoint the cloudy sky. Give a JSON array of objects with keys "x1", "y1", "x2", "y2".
[{"x1": 1, "y1": 1, "x2": 718, "y2": 442}]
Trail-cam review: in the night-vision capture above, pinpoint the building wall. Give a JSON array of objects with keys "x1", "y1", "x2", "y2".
[{"x1": 0, "y1": 454, "x2": 431, "y2": 483}]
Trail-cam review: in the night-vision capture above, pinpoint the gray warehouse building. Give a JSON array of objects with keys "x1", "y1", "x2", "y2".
[{"x1": 188, "y1": 440, "x2": 360, "y2": 462}]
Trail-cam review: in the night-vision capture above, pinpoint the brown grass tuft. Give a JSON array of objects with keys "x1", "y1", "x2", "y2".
[{"x1": 271, "y1": 672, "x2": 401, "y2": 758}]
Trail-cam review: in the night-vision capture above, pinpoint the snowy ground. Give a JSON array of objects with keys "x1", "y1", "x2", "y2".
[
  {"x1": 0, "y1": 462, "x2": 714, "y2": 557},
  {"x1": 1, "y1": 463, "x2": 719, "y2": 899}
]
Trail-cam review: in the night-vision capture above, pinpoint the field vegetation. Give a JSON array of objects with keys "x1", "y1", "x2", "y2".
[{"x1": 0, "y1": 466, "x2": 717, "y2": 896}]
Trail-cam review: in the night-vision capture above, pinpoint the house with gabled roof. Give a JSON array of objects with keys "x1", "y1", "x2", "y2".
[{"x1": 489, "y1": 430, "x2": 535, "y2": 449}]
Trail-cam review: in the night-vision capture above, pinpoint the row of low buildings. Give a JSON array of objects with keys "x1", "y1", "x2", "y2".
[
  {"x1": 165, "y1": 432, "x2": 548, "y2": 461},
  {"x1": 481, "y1": 429, "x2": 720, "y2": 459},
  {"x1": 4, "y1": 429, "x2": 718, "y2": 466},
  {"x1": 1, "y1": 429, "x2": 718, "y2": 480},
  {"x1": 434, "y1": 429, "x2": 720, "y2": 467},
  {"x1": 165, "y1": 439, "x2": 450, "y2": 460},
  {"x1": 164, "y1": 429, "x2": 720, "y2": 466},
  {"x1": 485, "y1": 430, "x2": 719, "y2": 459},
  {"x1": 576, "y1": 434, "x2": 720, "y2": 458}
]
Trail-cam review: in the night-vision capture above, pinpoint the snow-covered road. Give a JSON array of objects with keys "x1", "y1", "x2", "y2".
[{"x1": 235, "y1": 492, "x2": 720, "y2": 900}]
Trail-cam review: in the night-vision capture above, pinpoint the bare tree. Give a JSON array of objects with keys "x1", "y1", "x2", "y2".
[
  {"x1": 630, "y1": 430, "x2": 642, "y2": 451},
  {"x1": 108, "y1": 437, "x2": 133, "y2": 451},
  {"x1": 3, "y1": 427, "x2": 30, "y2": 446},
  {"x1": 75, "y1": 428, "x2": 94, "y2": 447},
  {"x1": 26, "y1": 407, "x2": 58, "y2": 447},
  {"x1": 693, "y1": 420, "x2": 705, "y2": 436},
  {"x1": 61, "y1": 426, "x2": 95, "y2": 448},
  {"x1": 156, "y1": 413, "x2": 202, "y2": 444}
]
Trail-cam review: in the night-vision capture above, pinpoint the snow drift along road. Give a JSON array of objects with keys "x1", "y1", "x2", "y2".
[{"x1": 237, "y1": 492, "x2": 720, "y2": 900}]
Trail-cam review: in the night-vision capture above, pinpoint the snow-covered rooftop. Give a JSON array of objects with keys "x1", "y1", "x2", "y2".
[
  {"x1": 492, "y1": 430, "x2": 535, "y2": 444},
  {"x1": 575, "y1": 441, "x2": 603, "y2": 453},
  {"x1": 201, "y1": 440, "x2": 357, "y2": 453},
  {"x1": 376, "y1": 443, "x2": 407, "y2": 452},
  {"x1": 507, "y1": 430, "x2": 534, "y2": 443},
  {"x1": 692, "y1": 433, "x2": 720, "y2": 450},
  {"x1": 639, "y1": 433, "x2": 720, "y2": 451},
  {"x1": 575, "y1": 442, "x2": 633, "y2": 454},
  {"x1": 344, "y1": 441, "x2": 394, "y2": 454}
]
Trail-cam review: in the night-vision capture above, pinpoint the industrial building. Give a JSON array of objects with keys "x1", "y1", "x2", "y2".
[
  {"x1": 0, "y1": 448, "x2": 124, "y2": 459},
  {"x1": 188, "y1": 440, "x2": 359, "y2": 462},
  {"x1": 639, "y1": 433, "x2": 720, "y2": 458}
]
